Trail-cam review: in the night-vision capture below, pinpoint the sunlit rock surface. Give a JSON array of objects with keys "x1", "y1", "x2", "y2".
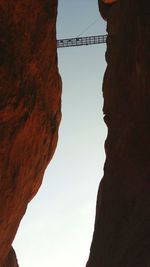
[
  {"x1": 87, "y1": 0, "x2": 150, "y2": 266},
  {"x1": 102, "y1": 0, "x2": 117, "y2": 3},
  {"x1": 0, "y1": 0, "x2": 61, "y2": 265}
]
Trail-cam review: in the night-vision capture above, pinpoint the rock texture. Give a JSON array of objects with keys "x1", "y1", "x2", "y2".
[
  {"x1": 0, "y1": 0, "x2": 61, "y2": 266},
  {"x1": 103, "y1": 0, "x2": 117, "y2": 3},
  {"x1": 3, "y1": 248, "x2": 19, "y2": 267},
  {"x1": 86, "y1": 0, "x2": 150, "y2": 266}
]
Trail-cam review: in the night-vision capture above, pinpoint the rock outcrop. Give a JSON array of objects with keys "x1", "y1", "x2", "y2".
[
  {"x1": 0, "y1": 0, "x2": 61, "y2": 266},
  {"x1": 87, "y1": 0, "x2": 150, "y2": 266},
  {"x1": 3, "y1": 248, "x2": 19, "y2": 267}
]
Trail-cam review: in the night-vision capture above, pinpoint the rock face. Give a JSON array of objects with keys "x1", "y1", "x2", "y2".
[
  {"x1": 3, "y1": 248, "x2": 19, "y2": 267},
  {"x1": 86, "y1": 0, "x2": 150, "y2": 266},
  {"x1": 0, "y1": 0, "x2": 61, "y2": 266},
  {"x1": 103, "y1": 0, "x2": 117, "y2": 3}
]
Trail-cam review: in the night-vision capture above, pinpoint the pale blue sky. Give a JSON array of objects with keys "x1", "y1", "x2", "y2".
[{"x1": 13, "y1": 1, "x2": 107, "y2": 266}]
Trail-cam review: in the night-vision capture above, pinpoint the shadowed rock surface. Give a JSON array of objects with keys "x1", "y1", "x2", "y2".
[
  {"x1": 2, "y1": 248, "x2": 19, "y2": 267},
  {"x1": 86, "y1": 0, "x2": 150, "y2": 266},
  {"x1": 0, "y1": 0, "x2": 61, "y2": 266}
]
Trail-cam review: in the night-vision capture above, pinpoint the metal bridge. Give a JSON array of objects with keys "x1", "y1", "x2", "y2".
[{"x1": 57, "y1": 34, "x2": 107, "y2": 48}]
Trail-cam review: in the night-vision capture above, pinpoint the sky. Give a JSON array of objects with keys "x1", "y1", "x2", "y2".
[{"x1": 13, "y1": 1, "x2": 107, "y2": 266}]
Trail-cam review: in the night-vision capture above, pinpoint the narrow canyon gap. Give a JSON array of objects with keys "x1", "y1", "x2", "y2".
[
  {"x1": 0, "y1": 0, "x2": 61, "y2": 266},
  {"x1": 0, "y1": 0, "x2": 150, "y2": 266},
  {"x1": 86, "y1": 0, "x2": 150, "y2": 266}
]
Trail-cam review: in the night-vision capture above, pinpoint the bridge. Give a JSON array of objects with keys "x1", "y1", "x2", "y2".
[{"x1": 57, "y1": 34, "x2": 107, "y2": 48}]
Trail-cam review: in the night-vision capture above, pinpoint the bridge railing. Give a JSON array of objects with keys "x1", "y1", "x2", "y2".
[{"x1": 57, "y1": 34, "x2": 107, "y2": 48}]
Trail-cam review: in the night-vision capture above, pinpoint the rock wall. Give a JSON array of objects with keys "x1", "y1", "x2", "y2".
[
  {"x1": 0, "y1": 0, "x2": 61, "y2": 266},
  {"x1": 86, "y1": 0, "x2": 150, "y2": 266},
  {"x1": 3, "y1": 248, "x2": 19, "y2": 267}
]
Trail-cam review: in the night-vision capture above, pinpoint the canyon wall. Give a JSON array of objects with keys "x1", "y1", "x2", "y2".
[
  {"x1": 3, "y1": 248, "x2": 19, "y2": 267},
  {"x1": 86, "y1": 0, "x2": 150, "y2": 266},
  {"x1": 0, "y1": 0, "x2": 61, "y2": 266}
]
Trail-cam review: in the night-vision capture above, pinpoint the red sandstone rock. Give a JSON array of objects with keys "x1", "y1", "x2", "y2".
[
  {"x1": 2, "y1": 248, "x2": 19, "y2": 267},
  {"x1": 102, "y1": 0, "x2": 117, "y2": 3},
  {"x1": 87, "y1": 0, "x2": 150, "y2": 266},
  {"x1": 98, "y1": 0, "x2": 116, "y2": 20},
  {"x1": 0, "y1": 0, "x2": 61, "y2": 265}
]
